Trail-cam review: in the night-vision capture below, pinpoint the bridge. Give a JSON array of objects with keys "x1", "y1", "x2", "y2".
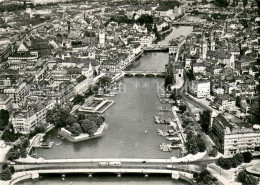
[
  {"x1": 123, "y1": 71, "x2": 165, "y2": 77},
  {"x1": 143, "y1": 44, "x2": 169, "y2": 51},
  {"x1": 172, "y1": 22, "x2": 199, "y2": 26},
  {"x1": 8, "y1": 159, "x2": 202, "y2": 185}
]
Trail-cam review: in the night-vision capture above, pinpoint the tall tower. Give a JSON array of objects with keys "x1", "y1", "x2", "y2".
[
  {"x1": 99, "y1": 21, "x2": 105, "y2": 48},
  {"x1": 210, "y1": 32, "x2": 215, "y2": 51}
]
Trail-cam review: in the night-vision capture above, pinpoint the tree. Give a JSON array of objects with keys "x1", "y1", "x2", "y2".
[
  {"x1": 153, "y1": 23, "x2": 160, "y2": 40},
  {"x1": 8, "y1": 148, "x2": 20, "y2": 161},
  {"x1": 197, "y1": 135, "x2": 206, "y2": 152},
  {"x1": 9, "y1": 166, "x2": 15, "y2": 174},
  {"x1": 20, "y1": 147, "x2": 27, "y2": 158},
  {"x1": 238, "y1": 170, "x2": 258, "y2": 185},
  {"x1": 2, "y1": 163, "x2": 8, "y2": 170},
  {"x1": 71, "y1": 123, "x2": 82, "y2": 136},
  {"x1": 0, "y1": 168, "x2": 12, "y2": 181},
  {"x1": 2, "y1": 129, "x2": 17, "y2": 142},
  {"x1": 233, "y1": 153, "x2": 244, "y2": 164},
  {"x1": 209, "y1": 148, "x2": 218, "y2": 157},
  {"x1": 73, "y1": 94, "x2": 85, "y2": 105},
  {"x1": 200, "y1": 110, "x2": 211, "y2": 134},
  {"x1": 169, "y1": 92, "x2": 176, "y2": 101},
  {"x1": 179, "y1": 105, "x2": 187, "y2": 113},
  {"x1": 0, "y1": 109, "x2": 9, "y2": 130},
  {"x1": 99, "y1": 76, "x2": 112, "y2": 87},
  {"x1": 67, "y1": 115, "x2": 77, "y2": 126},
  {"x1": 236, "y1": 96, "x2": 241, "y2": 107},
  {"x1": 194, "y1": 169, "x2": 217, "y2": 184},
  {"x1": 242, "y1": 0, "x2": 248, "y2": 8},
  {"x1": 217, "y1": 157, "x2": 232, "y2": 170},
  {"x1": 165, "y1": 73, "x2": 174, "y2": 89},
  {"x1": 185, "y1": 131, "x2": 206, "y2": 154},
  {"x1": 242, "y1": 152, "x2": 252, "y2": 163},
  {"x1": 136, "y1": 14, "x2": 153, "y2": 25},
  {"x1": 230, "y1": 157, "x2": 239, "y2": 168}
]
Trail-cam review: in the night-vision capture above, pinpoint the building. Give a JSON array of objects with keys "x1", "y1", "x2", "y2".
[
  {"x1": 192, "y1": 63, "x2": 206, "y2": 74},
  {"x1": 191, "y1": 80, "x2": 210, "y2": 98},
  {"x1": 74, "y1": 64, "x2": 94, "y2": 95},
  {"x1": 140, "y1": 36, "x2": 154, "y2": 47},
  {"x1": 0, "y1": 94, "x2": 12, "y2": 111},
  {"x1": 235, "y1": 56, "x2": 253, "y2": 70},
  {"x1": 11, "y1": 100, "x2": 55, "y2": 134},
  {"x1": 211, "y1": 113, "x2": 260, "y2": 156},
  {"x1": 0, "y1": 41, "x2": 14, "y2": 63},
  {"x1": 207, "y1": 50, "x2": 235, "y2": 68},
  {"x1": 217, "y1": 95, "x2": 236, "y2": 111},
  {"x1": 31, "y1": 0, "x2": 70, "y2": 5}
]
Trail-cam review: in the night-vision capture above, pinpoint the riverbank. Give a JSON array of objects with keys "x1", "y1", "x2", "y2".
[{"x1": 58, "y1": 123, "x2": 107, "y2": 142}]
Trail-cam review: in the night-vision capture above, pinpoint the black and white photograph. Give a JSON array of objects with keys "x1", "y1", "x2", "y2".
[{"x1": 0, "y1": 0, "x2": 259, "y2": 184}]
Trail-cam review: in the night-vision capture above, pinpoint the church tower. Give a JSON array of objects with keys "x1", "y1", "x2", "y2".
[
  {"x1": 210, "y1": 32, "x2": 215, "y2": 51},
  {"x1": 99, "y1": 21, "x2": 105, "y2": 48}
]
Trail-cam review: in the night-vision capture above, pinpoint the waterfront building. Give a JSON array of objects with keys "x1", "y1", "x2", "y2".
[
  {"x1": 211, "y1": 113, "x2": 260, "y2": 156},
  {"x1": 169, "y1": 40, "x2": 178, "y2": 55},
  {"x1": 140, "y1": 36, "x2": 154, "y2": 47},
  {"x1": 74, "y1": 71, "x2": 93, "y2": 95},
  {"x1": 11, "y1": 100, "x2": 55, "y2": 134},
  {"x1": 190, "y1": 80, "x2": 210, "y2": 98}
]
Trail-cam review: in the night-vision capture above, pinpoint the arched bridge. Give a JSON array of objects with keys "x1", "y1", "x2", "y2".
[
  {"x1": 123, "y1": 71, "x2": 165, "y2": 77},
  {"x1": 11, "y1": 163, "x2": 198, "y2": 185},
  {"x1": 144, "y1": 44, "x2": 170, "y2": 51}
]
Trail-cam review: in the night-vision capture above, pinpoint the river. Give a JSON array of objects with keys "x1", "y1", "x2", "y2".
[{"x1": 21, "y1": 19, "x2": 194, "y2": 185}]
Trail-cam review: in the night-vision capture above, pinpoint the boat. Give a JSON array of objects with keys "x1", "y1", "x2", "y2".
[
  {"x1": 144, "y1": 130, "x2": 147, "y2": 134},
  {"x1": 171, "y1": 144, "x2": 182, "y2": 149},
  {"x1": 41, "y1": 142, "x2": 54, "y2": 149},
  {"x1": 159, "y1": 143, "x2": 172, "y2": 152},
  {"x1": 154, "y1": 115, "x2": 160, "y2": 123},
  {"x1": 104, "y1": 94, "x2": 116, "y2": 97},
  {"x1": 166, "y1": 136, "x2": 180, "y2": 141},
  {"x1": 56, "y1": 142, "x2": 62, "y2": 146}
]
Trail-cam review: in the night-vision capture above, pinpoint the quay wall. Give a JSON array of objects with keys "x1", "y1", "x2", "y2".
[{"x1": 58, "y1": 123, "x2": 106, "y2": 142}]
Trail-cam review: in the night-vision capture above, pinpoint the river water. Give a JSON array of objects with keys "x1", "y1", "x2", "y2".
[{"x1": 21, "y1": 19, "x2": 194, "y2": 185}]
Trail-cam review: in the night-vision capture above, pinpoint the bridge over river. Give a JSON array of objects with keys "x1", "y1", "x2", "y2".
[
  {"x1": 9, "y1": 159, "x2": 204, "y2": 185},
  {"x1": 123, "y1": 71, "x2": 165, "y2": 77}
]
